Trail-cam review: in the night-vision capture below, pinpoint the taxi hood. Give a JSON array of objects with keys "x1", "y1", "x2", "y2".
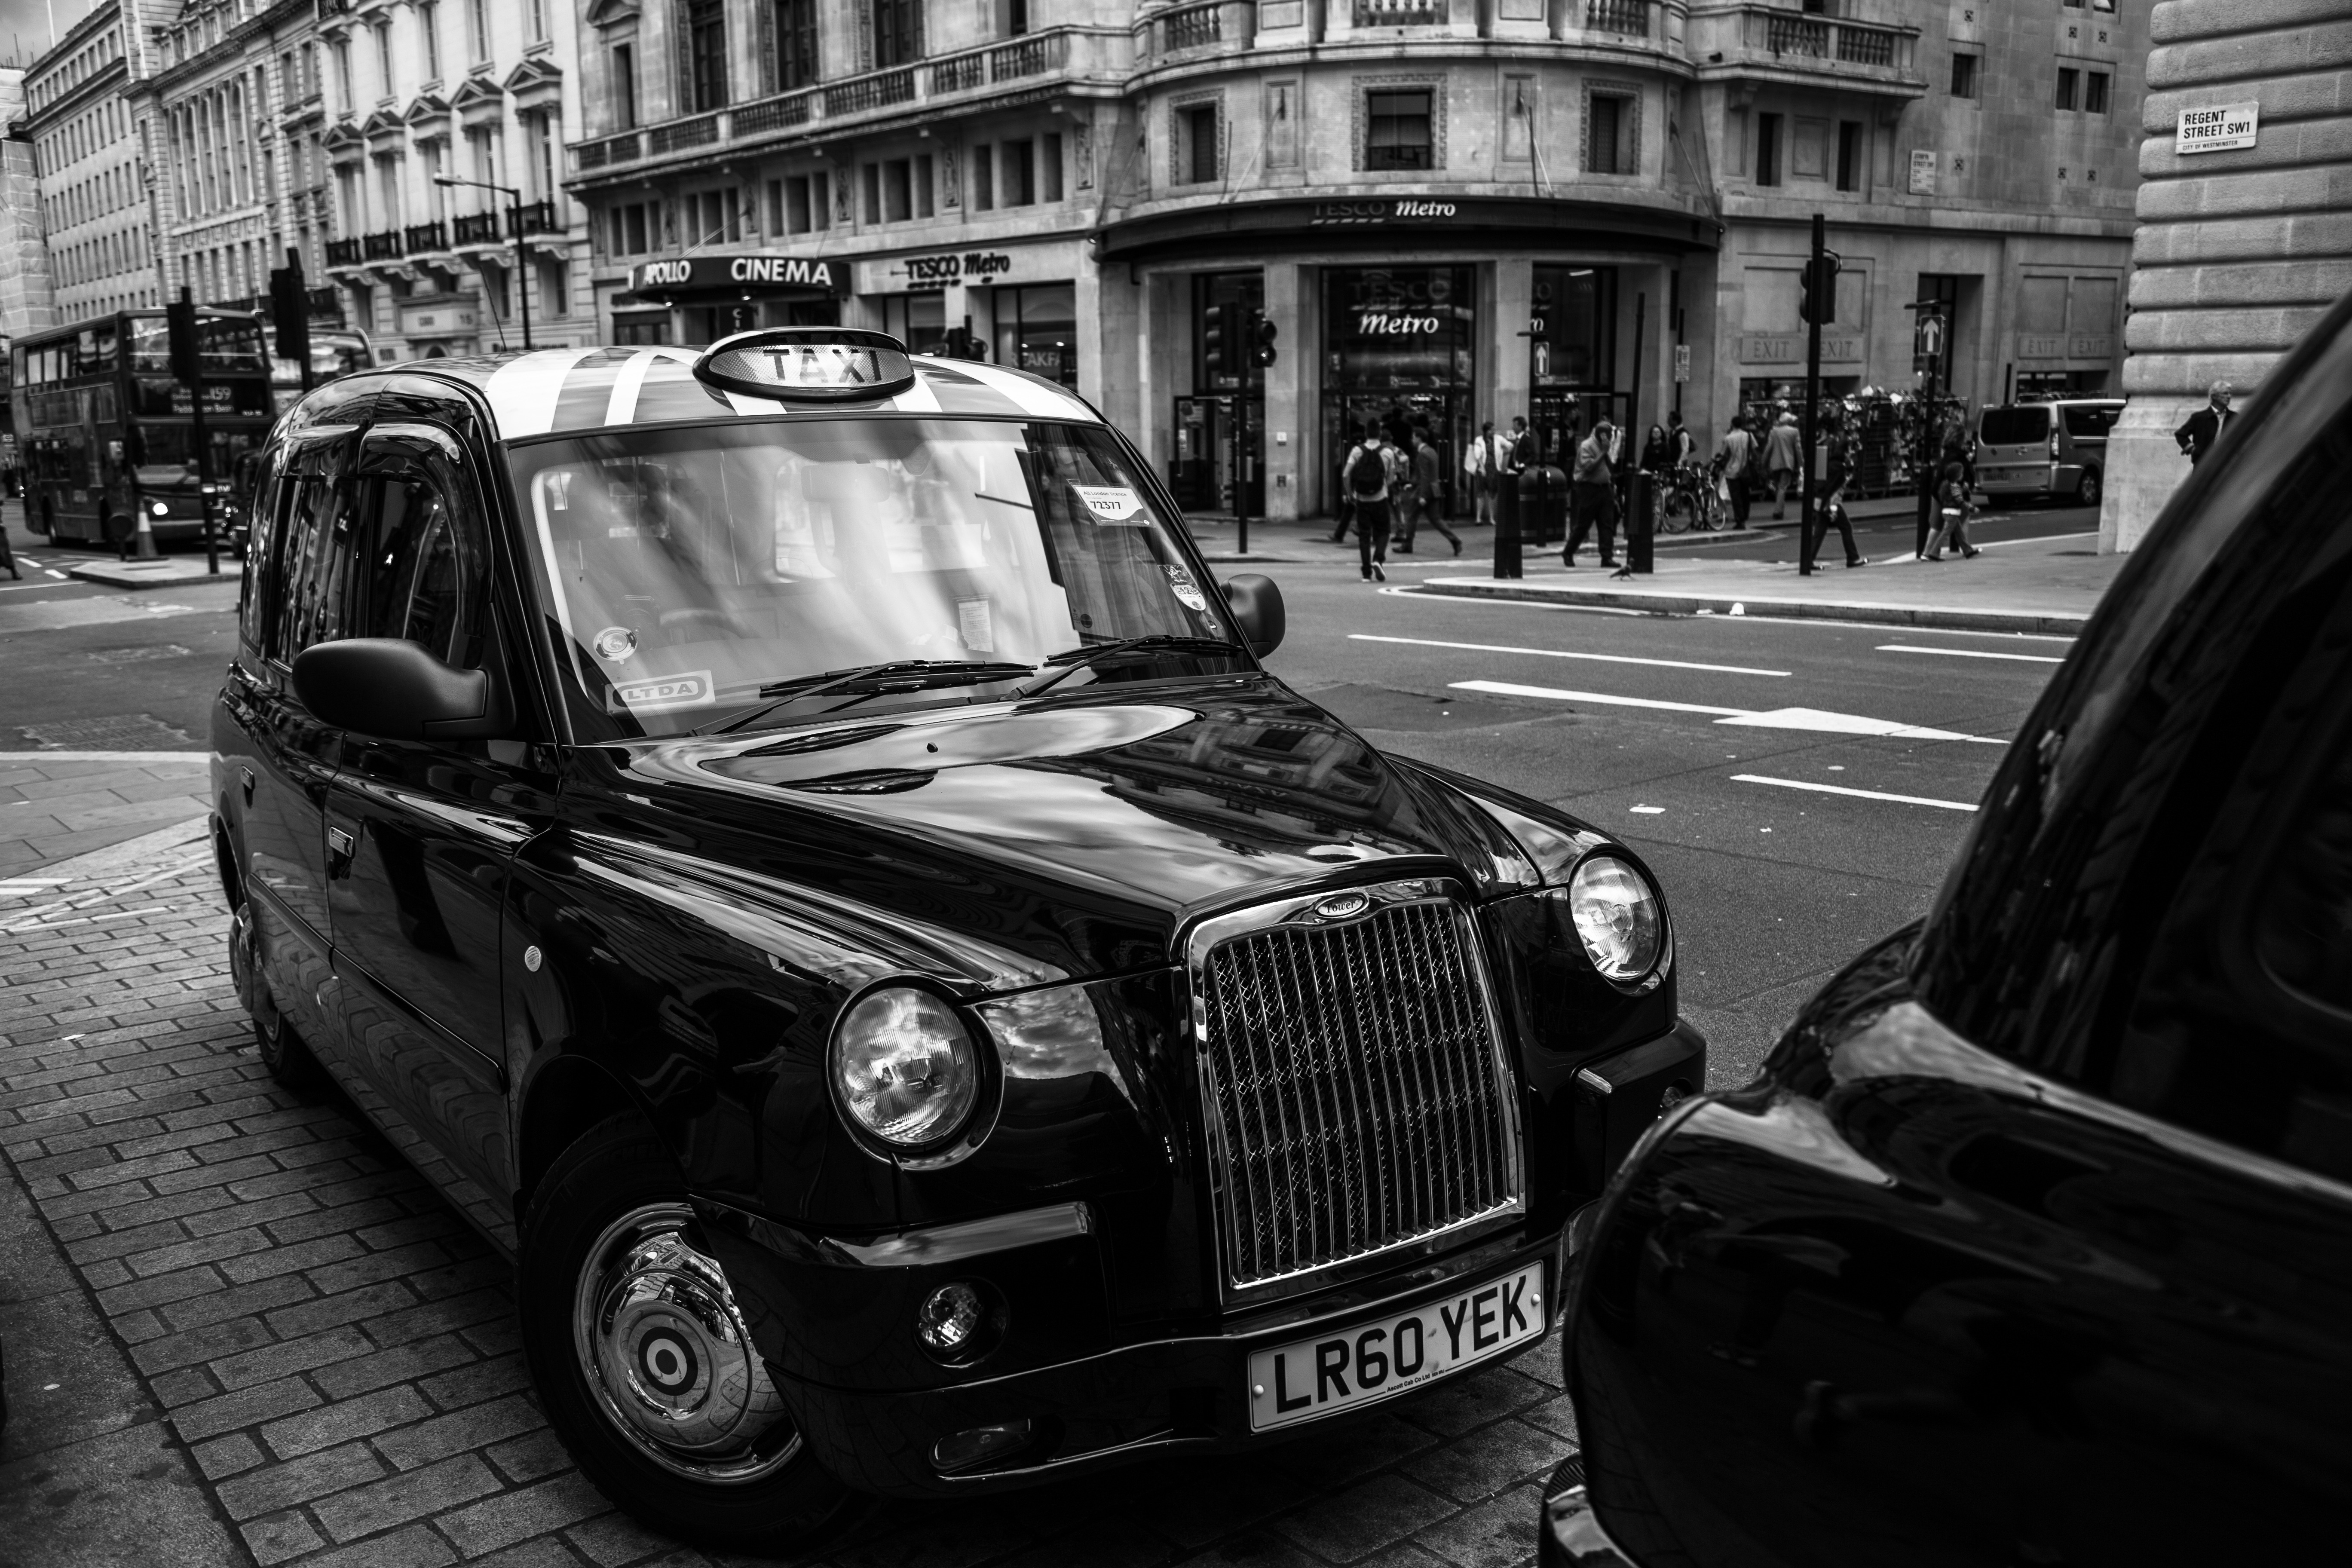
[{"x1": 603, "y1": 679, "x2": 1543, "y2": 983}]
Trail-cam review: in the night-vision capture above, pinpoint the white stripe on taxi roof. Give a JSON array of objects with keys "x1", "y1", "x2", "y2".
[
  {"x1": 946, "y1": 361, "x2": 1092, "y2": 420},
  {"x1": 484, "y1": 348, "x2": 603, "y2": 439},
  {"x1": 892, "y1": 368, "x2": 945, "y2": 414},
  {"x1": 601, "y1": 349, "x2": 665, "y2": 428}
]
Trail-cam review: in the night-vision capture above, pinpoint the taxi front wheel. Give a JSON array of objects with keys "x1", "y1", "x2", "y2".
[{"x1": 519, "y1": 1117, "x2": 851, "y2": 1550}]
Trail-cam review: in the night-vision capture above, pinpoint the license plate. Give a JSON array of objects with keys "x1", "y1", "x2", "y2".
[{"x1": 1246, "y1": 1262, "x2": 1545, "y2": 1432}]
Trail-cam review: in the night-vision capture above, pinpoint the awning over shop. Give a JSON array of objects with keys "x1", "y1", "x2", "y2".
[
  {"x1": 1096, "y1": 195, "x2": 1718, "y2": 263},
  {"x1": 624, "y1": 254, "x2": 856, "y2": 304}
]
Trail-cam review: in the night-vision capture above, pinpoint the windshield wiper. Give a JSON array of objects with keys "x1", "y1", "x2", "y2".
[
  {"x1": 699, "y1": 660, "x2": 1035, "y2": 735},
  {"x1": 1019, "y1": 635, "x2": 1242, "y2": 697}
]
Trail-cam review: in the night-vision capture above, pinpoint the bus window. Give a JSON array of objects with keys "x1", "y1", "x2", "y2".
[
  {"x1": 128, "y1": 319, "x2": 171, "y2": 374},
  {"x1": 199, "y1": 317, "x2": 267, "y2": 375}
]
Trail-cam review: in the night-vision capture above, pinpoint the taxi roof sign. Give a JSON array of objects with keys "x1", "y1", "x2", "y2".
[{"x1": 694, "y1": 327, "x2": 917, "y2": 404}]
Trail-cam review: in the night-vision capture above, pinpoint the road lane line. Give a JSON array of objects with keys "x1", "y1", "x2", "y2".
[
  {"x1": 1451, "y1": 681, "x2": 2010, "y2": 743},
  {"x1": 1452, "y1": 680, "x2": 1749, "y2": 716},
  {"x1": 1732, "y1": 774, "x2": 1978, "y2": 811},
  {"x1": 1878, "y1": 643, "x2": 2065, "y2": 664},
  {"x1": 1351, "y1": 633, "x2": 1789, "y2": 677}
]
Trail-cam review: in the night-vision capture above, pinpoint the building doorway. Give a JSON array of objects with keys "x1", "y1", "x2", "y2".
[{"x1": 1322, "y1": 264, "x2": 1476, "y2": 519}]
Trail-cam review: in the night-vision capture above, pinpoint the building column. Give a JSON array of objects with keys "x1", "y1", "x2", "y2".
[
  {"x1": 1263, "y1": 261, "x2": 1303, "y2": 521},
  {"x1": 1083, "y1": 256, "x2": 1141, "y2": 437},
  {"x1": 1491, "y1": 257, "x2": 1534, "y2": 429}
]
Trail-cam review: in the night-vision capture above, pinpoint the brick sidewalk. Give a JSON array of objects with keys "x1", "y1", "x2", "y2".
[
  {"x1": 0, "y1": 861, "x2": 1576, "y2": 1567},
  {"x1": 0, "y1": 754, "x2": 213, "y2": 878}
]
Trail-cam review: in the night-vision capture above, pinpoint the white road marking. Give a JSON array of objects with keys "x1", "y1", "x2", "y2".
[
  {"x1": 1732, "y1": 774, "x2": 1979, "y2": 811},
  {"x1": 1629, "y1": 805, "x2": 1665, "y2": 814},
  {"x1": 45, "y1": 569, "x2": 67, "y2": 579},
  {"x1": 1351, "y1": 633, "x2": 1789, "y2": 677},
  {"x1": 1878, "y1": 643, "x2": 2065, "y2": 664},
  {"x1": 1452, "y1": 681, "x2": 2009, "y2": 743}
]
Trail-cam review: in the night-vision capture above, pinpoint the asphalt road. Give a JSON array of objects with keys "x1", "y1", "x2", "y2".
[
  {"x1": 3, "y1": 509, "x2": 2074, "y2": 1090},
  {"x1": 1257, "y1": 540, "x2": 2072, "y2": 1087}
]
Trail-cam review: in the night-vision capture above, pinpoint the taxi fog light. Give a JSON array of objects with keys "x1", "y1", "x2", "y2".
[
  {"x1": 930, "y1": 1418, "x2": 1032, "y2": 1475},
  {"x1": 915, "y1": 1280, "x2": 987, "y2": 1356},
  {"x1": 150, "y1": 501, "x2": 169, "y2": 516},
  {"x1": 830, "y1": 986, "x2": 981, "y2": 1149},
  {"x1": 1565, "y1": 856, "x2": 1663, "y2": 982}
]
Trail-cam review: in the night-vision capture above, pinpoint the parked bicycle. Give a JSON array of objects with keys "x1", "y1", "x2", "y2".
[{"x1": 1658, "y1": 459, "x2": 1725, "y2": 533}]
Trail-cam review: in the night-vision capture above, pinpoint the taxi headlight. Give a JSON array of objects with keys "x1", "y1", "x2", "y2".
[
  {"x1": 1564, "y1": 856, "x2": 1663, "y2": 982},
  {"x1": 150, "y1": 501, "x2": 169, "y2": 516},
  {"x1": 830, "y1": 986, "x2": 981, "y2": 1149}
]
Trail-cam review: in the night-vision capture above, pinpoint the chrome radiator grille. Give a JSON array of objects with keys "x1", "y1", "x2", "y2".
[{"x1": 1194, "y1": 888, "x2": 1522, "y2": 1292}]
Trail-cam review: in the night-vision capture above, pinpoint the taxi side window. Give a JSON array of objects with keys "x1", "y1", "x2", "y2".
[
  {"x1": 237, "y1": 447, "x2": 282, "y2": 652},
  {"x1": 271, "y1": 447, "x2": 361, "y2": 663},
  {"x1": 346, "y1": 471, "x2": 483, "y2": 669}
]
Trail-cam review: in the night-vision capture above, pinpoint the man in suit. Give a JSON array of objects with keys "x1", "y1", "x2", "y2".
[{"x1": 2175, "y1": 380, "x2": 2235, "y2": 467}]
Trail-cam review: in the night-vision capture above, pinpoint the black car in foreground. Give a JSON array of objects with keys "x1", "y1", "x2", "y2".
[
  {"x1": 211, "y1": 330, "x2": 1702, "y2": 1548},
  {"x1": 1544, "y1": 292, "x2": 2352, "y2": 1565}
]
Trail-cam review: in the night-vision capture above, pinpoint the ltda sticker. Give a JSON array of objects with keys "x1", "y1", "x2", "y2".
[
  {"x1": 613, "y1": 670, "x2": 716, "y2": 713},
  {"x1": 1070, "y1": 484, "x2": 1150, "y2": 525}
]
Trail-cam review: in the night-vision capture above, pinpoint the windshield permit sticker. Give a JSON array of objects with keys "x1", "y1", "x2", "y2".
[
  {"x1": 1164, "y1": 566, "x2": 1209, "y2": 613},
  {"x1": 612, "y1": 670, "x2": 715, "y2": 714},
  {"x1": 1071, "y1": 484, "x2": 1150, "y2": 526},
  {"x1": 958, "y1": 597, "x2": 995, "y2": 653},
  {"x1": 592, "y1": 627, "x2": 639, "y2": 663}
]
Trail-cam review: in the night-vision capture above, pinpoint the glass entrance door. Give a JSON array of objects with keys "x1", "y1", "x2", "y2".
[{"x1": 1322, "y1": 265, "x2": 1477, "y2": 519}]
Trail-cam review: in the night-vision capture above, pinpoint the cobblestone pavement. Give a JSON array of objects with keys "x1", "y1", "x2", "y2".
[{"x1": 0, "y1": 852, "x2": 1577, "y2": 1568}]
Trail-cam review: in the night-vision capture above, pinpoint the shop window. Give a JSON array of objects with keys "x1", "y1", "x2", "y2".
[
  {"x1": 974, "y1": 143, "x2": 995, "y2": 209},
  {"x1": 1041, "y1": 133, "x2": 1063, "y2": 202},
  {"x1": 1366, "y1": 89, "x2": 1433, "y2": 171},
  {"x1": 1754, "y1": 111, "x2": 1781, "y2": 186},
  {"x1": 994, "y1": 283, "x2": 1078, "y2": 388},
  {"x1": 2086, "y1": 71, "x2": 2110, "y2": 114},
  {"x1": 915, "y1": 153, "x2": 935, "y2": 217},
  {"x1": 1585, "y1": 91, "x2": 1634, "y2": 175},
  {"x1": 2055, "y1": 67, "x2": 2078, "y2": 111},
  {"x1": 873, "y1": 0, "x2": 922, "y2": 67},
  {"x1": 772, "y1": 0, "x2": 818, "y2": 91},
  {"x1": 686, "y1": 0, "x2": 729, "y2": 113},
  {"x1": 1836, "y1": 120, "x2": 1862, "y2": 192},
  {"x1": 1177, "y1": 104, "x2": 1219, "y2": 185},
  {"x1": 1002, "y1": 139, "x2": 1035, "y2": 206},
  {"x1": 1951, "y1": 52, "x2": 1978, "y2": 100}
]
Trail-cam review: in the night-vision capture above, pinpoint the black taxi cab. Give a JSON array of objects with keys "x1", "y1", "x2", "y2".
[
  {"x1": 210, "y1": 329, "x2": 1702, "y2": 1549},
  {"x1": 1546, "y1": 291, "x2": 2352, "y2": 1564}
]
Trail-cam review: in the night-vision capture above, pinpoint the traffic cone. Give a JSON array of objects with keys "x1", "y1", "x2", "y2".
[{"x1": 134, "y1": 506, "x2": 160, "y2": 559}]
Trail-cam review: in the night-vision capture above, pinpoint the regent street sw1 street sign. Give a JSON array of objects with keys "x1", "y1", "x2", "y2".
[{"x1": 2177, "y1": 102, "x2": 2259, "y2": 154}]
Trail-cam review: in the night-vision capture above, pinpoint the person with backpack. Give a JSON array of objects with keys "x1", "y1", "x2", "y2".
[
  {"x1": 1343, "y1": 428, "x2": 1396, "y2": 581},
  {"x1": 1926, "y1": 459, "x2": 1980, "y2": 561},
  {"x1": 1331, "y1": 419, "x2": 1364, "y2": 542}
]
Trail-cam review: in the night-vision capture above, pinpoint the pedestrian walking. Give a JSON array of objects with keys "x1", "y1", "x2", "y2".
[
  {"x1": 1806, "y1": 429, "x2": 1867, "y2": 569},
  {"x1": 1564, "y1": 418, "x2": 1620, "y2": 568},
  {"x1": 1717, "y1": 415, "x2": 1756, "y2": 529},
  {"x1": 1465, "y1": 420, "x2": 1504, "y2": 530},
  {"x1": 1332, "y1": 419, "x2": 1364, "y2": 542},
  {"x1": 1926, "y1": 460, "x2": 1980, "y2": 561},
  {"x1": 1342, "y1": 426, "x2": 1396, "y2": 581},
  {"x1": 1397, "y1": 427, "x2": 1461, "y2": 556},
  {"x1": 2175, "y1": 380, "x2": 2235, "y2": 467},
  {"x1": 1763, "y1": 410, "x2": 1802, "y2": 520}
]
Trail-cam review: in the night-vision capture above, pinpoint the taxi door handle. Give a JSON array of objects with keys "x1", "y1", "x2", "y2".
[
  {"x1": 326, "y1": 824, "x2": 357, "y2": 876},
  {"x1": 239, "y1": 766, "x2": 257, "y2": 805}
]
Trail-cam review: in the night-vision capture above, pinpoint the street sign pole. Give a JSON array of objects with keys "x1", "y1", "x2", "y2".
[
  {"x1": 1907, "y1": 300, "x2": 1947, "y2": 557},
  {"x1": 1798, "y1": 214, "x2": 1825, "y2": 577}
]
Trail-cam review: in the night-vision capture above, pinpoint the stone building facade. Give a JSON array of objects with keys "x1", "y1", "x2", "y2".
[
  {"x1": 2102, "y1": 0, "x2": 2352, "y2": 551},
  {"x1": 560, "y1": 0, "x2": 2150, "y2": 521},
  {"x1": 315, "y1": 0, "x2": 593, "y2": 358},
  {"x1": 16, "y1": 4, "x2": 166, "y2": 322},
  {"x1": 0, "y1": 67, "x2": 61, "y2": 342}
]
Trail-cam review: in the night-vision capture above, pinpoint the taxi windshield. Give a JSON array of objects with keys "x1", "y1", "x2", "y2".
[{"x1": 509, "y1": 416, "x2": 1241, "y2": 740}]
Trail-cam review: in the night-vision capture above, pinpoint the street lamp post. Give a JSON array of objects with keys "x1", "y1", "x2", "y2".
[{"x1": 433, "y1": 174, "x2": 533, "y2": 351}]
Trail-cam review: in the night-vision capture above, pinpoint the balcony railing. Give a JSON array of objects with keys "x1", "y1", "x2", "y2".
[
  {"x1": 1585, "y1": 0, "x2": 1652, "y2": 37},
  {"x1": 325, "y1": 238, "x2": 361, "y2": 266},
  {"x1": 405, "y1": 220, "x2": 447, "y2": 253},
  {"x1": 569, "y1": 25, "x2": 1099, "y2": 178},
  {"x1": 1355, "y1": 0, "x2": 1446, "y2": 24},
  {"x1": 511, "y1": 199, "x2": 558, "y2": 237},
  {"x1": 361, "y1": 230, "x2": 401, "y2": 261},
  {"x1": 452, "y1": 211, "x2": 501, "y2": 245},
  {"x1": 1689, "y1": 3, "x2": 1922, "y2": 91},
  {"x1": 1166, "y1": 2, "x2": 1224, "y2": 49}
]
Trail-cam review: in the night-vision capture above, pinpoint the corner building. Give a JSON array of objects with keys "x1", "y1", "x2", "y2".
[{"x1": 567, "y1": 1, "x2": 2149, "y2": 522}]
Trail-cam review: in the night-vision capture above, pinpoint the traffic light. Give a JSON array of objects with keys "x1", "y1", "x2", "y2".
[
  {"x1": 165, "y1": 289, "x2": 201, "y2": 383},
  {"x1": 268, "y1": 254, "x2": 311, "y2": 368},
  {"x1": 1251, "y1": 312, "x2": 1278, "y2": 369},
  {"x1": 1798, "y1": 251, "x2": 1842, "y2": 325},
  {"x1": 1203, "y1": 302, "x2": 1234, "y2": 380}
]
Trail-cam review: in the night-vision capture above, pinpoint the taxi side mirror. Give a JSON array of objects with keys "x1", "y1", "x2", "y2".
[
  {"x1": 1224, "y1": 573, "x2": 1285, "y2": 658},
  {"x1": 291, "y1": 638, "x2": 505, "y2": 741}
]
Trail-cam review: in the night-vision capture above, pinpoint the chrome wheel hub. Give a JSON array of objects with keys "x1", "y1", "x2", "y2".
[{"x1": 573, "y1": 1204, "x2": 798, "y2": 1484}]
